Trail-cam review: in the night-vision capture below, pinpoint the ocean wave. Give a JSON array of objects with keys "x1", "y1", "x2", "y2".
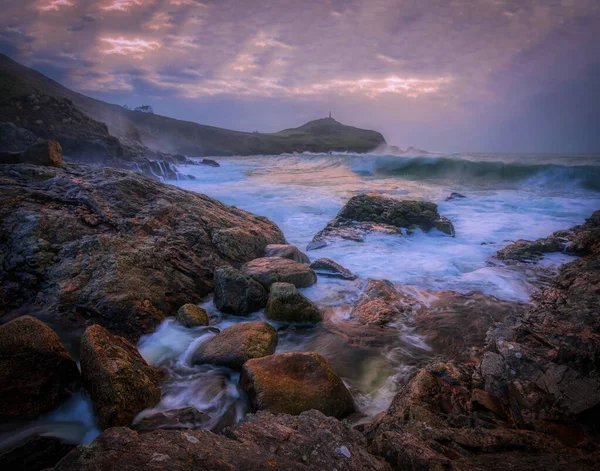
[{"x1": 350, "y1": 155, "x2": 600, "y2": 191}]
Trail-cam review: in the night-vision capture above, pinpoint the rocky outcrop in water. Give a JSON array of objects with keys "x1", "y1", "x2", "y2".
[
  {"x1": 54, "y1": 410, "x2": 390, "y2": 470},
  {"x1": 213, "y1": 266, "x2": 268, "y2": 316},
  {"x1": 241, "y1": 257, "x2": 317, "y2": 289},
  {"x1": 175, "y1": 304, "x2": 209, "y2": 328},
  {"x1": 193, "y1": 322, "x2": 278, "y2": 369},
  {"x1": 265, "y1": 243, "x2": 310, "y2": 263},
  {"x1": 0, "y1": 316, "x2": 80, "y2": 422},
  {"x1": 265, "y1": 282, "x2": 322, "y2": 323},
  {"x1": 496, "y1": 210, "x2": 600, "y2": 261},
  {"x1": 351, "y1": 279, "x2": 414, "y2": 326},
  {"x1": 308, "y1": 194, "x2": 455, "y2": 249},
  {"x1": 310, "y1": 257, "x2": 358, "y2": 280},
  {"x1": 240, "y1": 352, "x2": 356, "y2": 418},
  {"x1": 0, "y1": 164, "x2": 285, "y2": 340},
  {"x1": 80, "y1": 325, "x2": 163, "y2": 430}
]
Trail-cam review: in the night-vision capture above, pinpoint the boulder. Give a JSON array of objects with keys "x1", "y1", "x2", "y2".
[
  {"x1": 176, "y1": 304, "x2": 209, "y2": 327},
  {"x1": 53, "y1": 410, "x2": 390, "y2": 470},
  {"x1": 193, "y1": 322, "x2": 278, "y2": 369},
  {"x1": 21, "y1": 140, "x2": 64, "y2": 167},
  {"x1": 213, "y1": 266, "x2": 267, "y2": 316},
  {"x1": 445, "y1": 191, "x2": 466, "y2": 201},
  {"x1": 308, "y1": 194, "x2": 454, "y2": 249},
  {"x1": 0, "y1": 164, "x2": 285, "y2": 340},
  {"x1": 309, "y1": 257, "x2": 358, "y2": 280},
  {"x1": 0, "y1": 316, "x2": 80, "y2": 422},
  {"x1": 265, "y1": 282, "x2": 322, "y2": 323},
  {"x1": 239, "y1": 352, "x2": 356, "y2": 418},
  {"x1": 200, "y1": 158, "x2": 220, "y2": 167},
  {"x1": 241, "y1": 257, "x2": 317, "y2": 289},
  {"x1": 79, "y1": 325, "x2": 163, "y2": 430},
  {"x1": 351, "y1": 279, "x2": 414, "y2": 325},
  {"x1": 265, "y1": 244, "x2": 310, "y2": 263}
]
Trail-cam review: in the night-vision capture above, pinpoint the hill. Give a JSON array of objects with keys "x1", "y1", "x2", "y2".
[{"x1": 0, "y1": 53, "x2": 385, "y2": 161}]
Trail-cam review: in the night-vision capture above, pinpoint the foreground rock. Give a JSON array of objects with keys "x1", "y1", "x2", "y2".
[
  {"x1": 80, "y1": 325, "x2": 163, "y2": 430},
  {"x1": 310, "y1": 257, "x2": 358, "y2": 280},
  {"x1": 0, "y1": 316, "x2": 80, "y2": 422},
  {"x1": 193, "y1": 322, "x2": 278, "y2": 369},
  {"x1": 213, "y1": 266, "x2": 267, "y2": 316},
  {"x1": 132, "y1": 407, "x2": 210, "y2": 431},
  {"x1": 351, "y1": 279, "x2": 414, "y2": 326},
  {"x1": 241, "y1": 257, "x2": 317, "y2": 289},
  {"x1": 265, "y1": 282, "x2": 322, "y2": 323},
  {"x1": 175, "y1": 304, "x2": 209, "y2": 327},
  {"x1": 265, "y1": 243, "x2": 310, "y2": 263},
  {"x1": 0, "y1": 435, "x2": 76, "y2": 471},
  {"x1": 54, "y1": 410, "x2": 390, "y2": 470},
  {"x1": 496, "y1": 209, "x2": 600, "y2": 261},
  {"x1": 0, "y1": 164, "x2": 284, "y2": 340},
  {"x1": 0, "y1": 139, "x2": 64, "y2": 168},
  {"x1": 308, "y1": 194, "x2": 454, "y2": 249},
  {"x1": 362, "y1": 212, "x2": 600, "y2": 469},
  {"x1": 240, "y1": 352, "x2": 356, "y2": 418}
]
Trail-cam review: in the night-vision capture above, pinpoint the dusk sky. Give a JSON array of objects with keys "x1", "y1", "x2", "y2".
[{"x1": 1, "y1": 0, "x2": 599, "y2": 152}]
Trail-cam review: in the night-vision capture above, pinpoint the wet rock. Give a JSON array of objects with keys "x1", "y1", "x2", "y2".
[
  {"x1": 54, "y1": 410, "x2": 390, "y2": 470},
  {"x1": 132, "y1": 407, "x2": 210, "y2": 431},
  {"x1": 0, "y1": 316, "x2": 80, "y2": 422},
  {"x1": 0, "y1": 164, "x2": 284, "y2": 340},
  {"x1": 265, "y1": 243, "x2": 310, "y2": 263},
  {"x1": 308, "y1": 194, "x2": 454, "y2": 249},
  {"x1": 497, "y1": 209, "x2": 600, "y2": 261},
  {"x1": 241, "y1": 257, "x2": 317, "y2": 289},
  {"x1": 351, "y1": 279, "x2": 414, "y2": 326},
  {"x1": 200, "y1": 158, "x2": 220, "y2": 167},
  {"x1": 240, "y1": 352, "x2": 356, "y2": 418},
  {"x1": 265, "y1": 282, "x2": 322, "y2": 323},
  {"x1": 445, "y1": 191, "x2": 466, "y2": 201},
  {"x1": 80, "y1": 325, "x2": 163, "y2": 430},
  {"x1": 0, "y1": 435, "x2": 76, "y2": 471},
  {"x1": 309, "y1": 257, "x2": 358, "y2": 280},
  {"x1": 193, "y1": 321, "x2": 278, "y2": 369},
  {"x1": 213, "y1": 266, "x2": 267, "y2": 316},
  {"x1": 176, "y1": 304, "x2": 209, "y2": 327}
]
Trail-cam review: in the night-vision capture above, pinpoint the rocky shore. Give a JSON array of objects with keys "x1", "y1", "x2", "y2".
[{"x1": 0, "y1": 158, "x2": 599, "y2": 470}]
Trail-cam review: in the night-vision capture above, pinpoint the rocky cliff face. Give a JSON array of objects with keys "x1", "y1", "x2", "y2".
[{"x1": 0, "y1": 163, "x2": 285, "y2": 340}]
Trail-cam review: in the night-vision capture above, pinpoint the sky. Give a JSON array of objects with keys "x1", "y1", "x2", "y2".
[{"x1": 1, "y1": 0, "x2": 600, "y2": 153}]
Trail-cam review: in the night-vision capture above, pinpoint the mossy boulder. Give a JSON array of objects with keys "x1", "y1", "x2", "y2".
[
  {"x1": 80, "y1": 325, "x2": 163, "y2": 430},
  {"x1": 213, "y1": 266, "x2": 267, "y2": 316},
  {"x1": 0, "y1": 316, "x2": 80, "y2": 422},
  {"x1": 193, "y1": 322, "x2": 278, "y2": 370},
  {"x1": 241, "y1": 257, "x2": 317, "y2": 289},
  {"x1": 265, "y1": 282, "x2": 321, "y2": 323},
  {"x1": 239, "y1": 352, "x2": 356, "y2": 418},
  {"x1": 176, "y1": 304, "x2": 209, "y2": 327}
]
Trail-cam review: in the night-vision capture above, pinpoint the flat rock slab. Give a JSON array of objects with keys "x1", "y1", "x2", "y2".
[
  {"x1": 0, "y1": 316, "x2": 80, "y2": 422},
  {"x1": 80, "y1": 324, "x2": 163, "y2": 430},
  {"x1": 193, "y1": 321, "x2": 278, "y2": 369},
  {"x1": 240, "y1": 352, "x2": 356, "y2": 418},
  {"x1": 54, "y1": 410, "x2": 390, "y2": 470},
  {"x1": 241, "y1": 257, "x2": 317, "y2": 289},
  {"x1": 0, "y1": 164, "x2": 284, "y2": 340}
]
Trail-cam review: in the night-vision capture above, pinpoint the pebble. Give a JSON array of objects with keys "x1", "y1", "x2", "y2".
[{"x1": 335, "y1": 446, "x2": 351, "y2": 458}]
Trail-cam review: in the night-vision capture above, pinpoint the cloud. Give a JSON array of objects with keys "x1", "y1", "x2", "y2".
[
  {"x1": 37, "y1": 0, "x2": 73, "y2": 11},
  {"x1": 100, "y1": 37, "x2": 161, "y2": 57}
]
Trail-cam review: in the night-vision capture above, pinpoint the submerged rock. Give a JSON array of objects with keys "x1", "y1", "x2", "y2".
[
  {"x1": 264, "y1": 243, "x2": 310, "y2": 263},
  {"x1": 351, "y1": 279, "x2": 414, "y2": 326},
  {"x1": 200, "y1": 158, "x2": 220, "y2": 167},
  {"x1": 54, "y1": 410, "x2": 390, "y2": 470},
  {"x1": 445, "y1": 191, "x2": 466, "y2": 201},
  {"x1": 213, "y1": 266, "x2": 267, "y2": 316},
  {"x1": 176, "y1": 304, "x2": 209, "y2": 328},
  {"x1": 241, "y1": 257, "x2": 317, "y2": 289},
  {"x1": 80, "y1": 325, "x2": 163, "y2": 430},
  {"x1": 308, "y1": 194, "x2": 454, "y2": 249},
  {"x1": 193, "y1": 321, "x2": 278, "y2": 369},
  {"x1": 239, "y1": 352, "x2": 356, "y2": 418},
  {"x1": 132, "y1": 407, "x2": 210, "y2": 432},
  {"x1": 265, "y1": 282, "x2": 322, "y2": 323},
  {"x1": 309, "y1": 257, "x2": 358, "y2": 280},
  {"x1": 0, "y1": 164, "x2": 284, "y2": 340},
  {"x1": 0, "y1": 316, "x2": 80, "y2": 422}
]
